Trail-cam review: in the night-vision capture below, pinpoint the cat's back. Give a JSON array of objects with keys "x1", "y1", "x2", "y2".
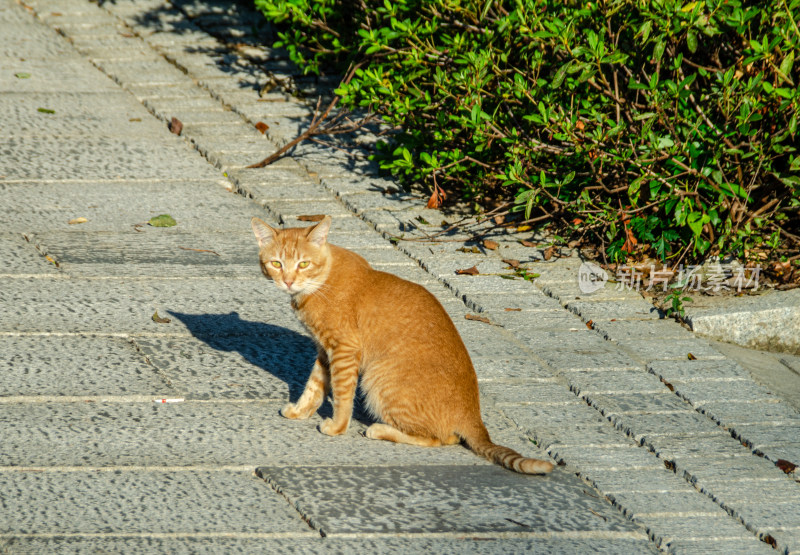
[
  {"x1": 347, "y1": 253, "x2": 470, "y2": 367},
  {"x1": 324, "y1": 243, "x2": 467, "y2": 356}
]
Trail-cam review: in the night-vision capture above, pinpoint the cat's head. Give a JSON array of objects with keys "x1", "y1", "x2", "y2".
[{"x1": 251, "y1": 216, "x2": 332, "y2": 296}]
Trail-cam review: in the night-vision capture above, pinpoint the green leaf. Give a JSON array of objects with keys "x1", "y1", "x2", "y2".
[
  {"x1": 639, "y1": 20, "x2": 652, "y2": 44},
  {"x1": 37, "y1": 108, "x2": 55, "y2": 114},
  {"x1": 551, "y1": 61, "x2": 571, "y2": 89},
  {"x1": 656, "y1": 136, "x2": 674, "y2": 149},
  {"x1": 148, "y1": 214, "x2": 177, "y2": 227},
  {"x1": 653, "y1": 39, "x2": 665, "y2": 63},
  {"x1": 686, "y1": 30, "x2": 697, "y2": 54},
  {"x1": 720, "y1": 182, "x2": 747, "y2": 198},
  {"x1": 628, "y1": 176, "x2": 644, "y2": 203},
  {"x1": 780, "y1": 51, "x2": 795, "y2": 83},
  {"x1": 15, "y1": 72, "x2": 31, "y2": 79}
]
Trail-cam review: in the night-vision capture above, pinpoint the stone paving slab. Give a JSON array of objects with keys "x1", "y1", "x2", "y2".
[
  {"x1": 133, "y1": 334, "x2": 314, "y2": 401},
  {"x1": 0, "y1": 180, "x2": 263, "y2": 233},
  {"x1": 1, "y1": 136, "x2": 221, "y2": 181},
  {"x1": 471, "y1": 356, "x2": 556, "y2": 382},
  {"x1": 0, "y1": 536, "x2": 660, "y2": 555},
  {"x1": 1, "y1": 92, "x2": 164, "y2": 137},
  {"x1": 0, "y1": 233, "x2": 60, "y2": 276},
  {"x1": 619, "y1": 337, "x2": 725, "y2": 362},
  {"x1": 0, "y1": 58, "x2": 118, "y2": 93},
  {"x1": 504, "y1": 401, "x2": 636, "y2": 449},
  {"x1": 31, "y1": 231, "x2": 261, "y2": 277},
  {"x1": 670, "y1": 378, "x2": 781, "y2": 406},
  {"x1": 564, "y1": 369, "x2": 667, "y2": 395},
  {"x1": 592, "y1": 318, "x2": 696, "y2": 342},
  {"x1": 257, "y1": 465, "x2": 643, "y2": 536},
  {"x1": 0, "y1": 335, "x2": 168, "y2": 397},
  {"x1": 0, "y1": 277, "x2": 299, "y2": 334},
  {"x1": 0, "y1": 401, "x2": 542, "y2": 469},
  {"x1": 0, "y1": 470, "x2": 312, "y2": 535}
]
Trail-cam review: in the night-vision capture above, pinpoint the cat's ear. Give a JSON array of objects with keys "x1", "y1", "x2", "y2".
[
  {"x1": 251, "y1": 217, "x2": 277, "y2": 249},
  {"x1": 306, "y1": 215, "x2": 331, "y2": 247}
]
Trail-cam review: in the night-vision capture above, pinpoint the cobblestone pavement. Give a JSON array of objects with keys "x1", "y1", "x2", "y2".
[{"x1": 1, "y1": 0, "x2": 798, "y2": 553}]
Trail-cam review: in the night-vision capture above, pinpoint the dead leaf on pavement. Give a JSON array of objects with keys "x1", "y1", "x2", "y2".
[
  {"x1": 520, "y1": 240, "x2": 536, "y2": 247},
  {"x1": 168, "y1": 117, "x2": 183, "y2": 135},
  {"x1": 505, "y1": 308, "x2": 522, "y2": 311},
  {"x1": 543, "y1": 246, "x2": 555, "y2": 260},
  {"x1": 297, "y1": 214, "x2": 326, "y2": 222},
  {"x1": 776, "y1": 459, "x2": 797, "y2": 474},
  {"x1": 255, "y1": 121, "x2": 269, "y2": 133},
  {"x1": 152, "y1": 311, "x2": 171, "y2": 324},
  {"x1": 179, "y1": 246, "x2": 220, "y2": 256},
  {"x1": 586, "y1": 320, "x2": 594, "y2": 329},
  {"x1": 456, "y1": 266, "x2": 480, "y2": 276},
  {"x1": 502, "y1": 258, "x2": 520, "y2": 269},
  {"x1": 465, "y1": 314, "x2": 492, "y2": 325},
  {"x1": 687, "y1": 353, "x2": 697, "y2": 360},
  {"x1": 762, "y1": 535, "x2": 777, "y2": 548},
  {"x1": 457, "y1": 246, "x2": 480, "y2": 254},
  {"x1": 68, "y1": 217, "x2": 88, "y2": 225},
  {"x1": 483, "y1": 239, "x2": 499, "y2": 250}
]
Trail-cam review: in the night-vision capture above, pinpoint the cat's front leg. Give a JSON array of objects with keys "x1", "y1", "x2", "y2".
[
  {"x1": 318, "y1": 344, "x2": 359, "y2": 436},
  {"x1": 281, "y1": 355, "x2": 330, "y2": 420}
]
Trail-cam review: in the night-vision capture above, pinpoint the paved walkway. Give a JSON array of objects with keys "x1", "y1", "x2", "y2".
[{"x1": 1, "y1": 0, "x2": 798, "y2": 553}]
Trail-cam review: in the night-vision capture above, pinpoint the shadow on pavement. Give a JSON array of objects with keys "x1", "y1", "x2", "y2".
[{"x1": 167, "y1": 310, "x2": 316, "y2": 404}]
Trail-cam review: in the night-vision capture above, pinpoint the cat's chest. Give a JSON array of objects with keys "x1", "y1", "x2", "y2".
[{"x1": 292, "y1": 301, "x2": 344, "y2": 348}]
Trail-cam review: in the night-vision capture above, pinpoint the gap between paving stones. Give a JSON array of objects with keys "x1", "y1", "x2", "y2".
[
  {"x1": 19, "y1": 0, "x2": 796, "y2": 552},
  {"x1": 0, "y1": 530, "x2": 646, "y2": 541},
  {"x1": 0, "y1": 466, "x2": 258, "y2": 473}
]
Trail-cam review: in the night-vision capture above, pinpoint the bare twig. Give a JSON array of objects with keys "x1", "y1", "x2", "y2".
[{"x1": 248, "y1": 63, "x2": 364, "y2": 169}]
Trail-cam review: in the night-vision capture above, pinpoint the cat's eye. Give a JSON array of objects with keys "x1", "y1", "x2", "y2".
[
  {"x1": 298, "y1": 261, "x2": 310, "y2": 269},
  {"x1": 270, "y1": 260, "x2": 282, "y2": 269}
]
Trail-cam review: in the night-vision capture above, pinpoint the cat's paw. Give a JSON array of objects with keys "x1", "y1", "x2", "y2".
[
  {"x1": 318, "y1": 418, "x2": 347, "y2": 436},
  {"x1": 280, "y1": 403, "x2": 306, "y2": 419}
]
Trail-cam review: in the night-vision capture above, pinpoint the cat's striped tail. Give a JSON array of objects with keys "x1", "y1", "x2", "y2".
[{"x1": 463, "y1": 424, "x2": 554, "y2": 475}]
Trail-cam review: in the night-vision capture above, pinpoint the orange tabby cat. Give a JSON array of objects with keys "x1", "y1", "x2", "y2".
[{"x1": 251, "y1": 216, "x2": 553, "y2": 474}]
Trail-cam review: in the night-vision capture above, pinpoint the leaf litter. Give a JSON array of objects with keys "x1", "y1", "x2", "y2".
[
  {"x1": 152, "y1": 311, "x2": 171, "y2": 324},
  {"x1": 456, "y1": 265, "x2": 480, "y2": 276}
]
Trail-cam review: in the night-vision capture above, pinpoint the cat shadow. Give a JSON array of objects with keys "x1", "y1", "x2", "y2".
[{"x1": 166, "y1": 310, "x2": 371, "y2": 422}]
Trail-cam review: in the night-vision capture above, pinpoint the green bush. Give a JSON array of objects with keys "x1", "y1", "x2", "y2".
[{"x1": 255, "y1": 0, "x2": 800, "y2": 264}]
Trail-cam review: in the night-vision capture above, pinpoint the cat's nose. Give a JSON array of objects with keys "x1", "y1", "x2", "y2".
[{"x1": 284, "y1": 280, "x2": 294, "y2": 288}]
